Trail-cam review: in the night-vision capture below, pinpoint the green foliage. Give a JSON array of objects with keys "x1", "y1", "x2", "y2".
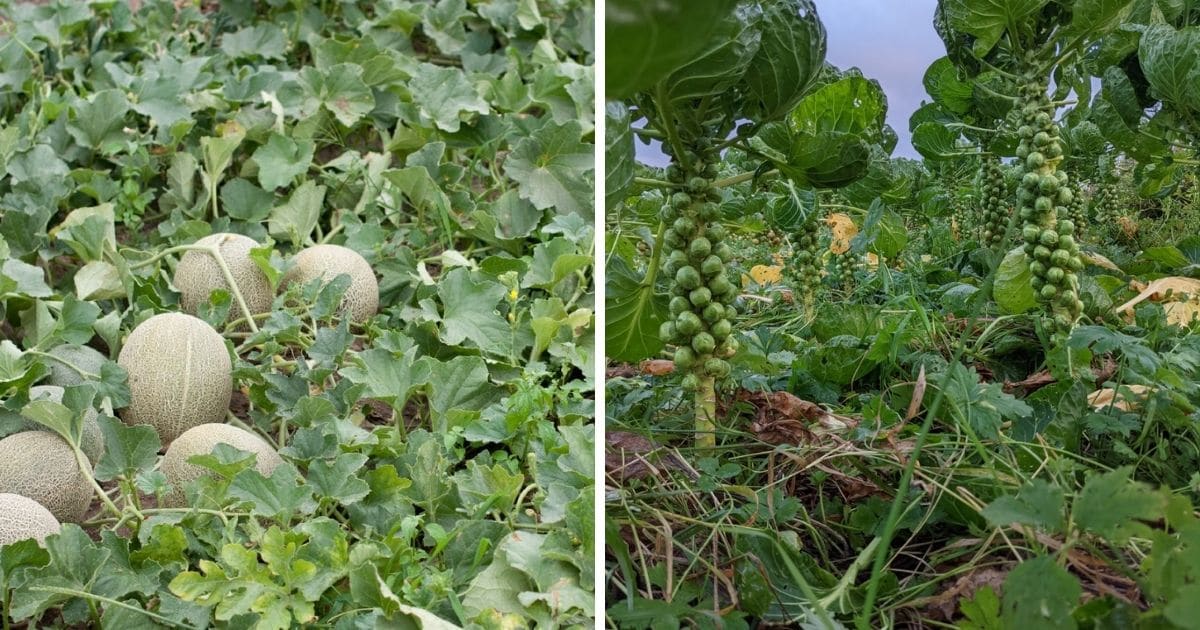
[{"x1": 0, "y1": 1, "x2": 594, "y2": 628}]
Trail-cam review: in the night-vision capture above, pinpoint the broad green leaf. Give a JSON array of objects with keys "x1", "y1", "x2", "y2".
[
  {"x1": 605, "y1": 0, "x2": 737, "y2": 98},
  {"x1": 1001, "y1": 556, "x2": 1080, "y2": 629},
  {"x1": 66, "y1": 89, "x2": 130, "y2": 152},
  {"x1": 424, "y1": 356, "x2": 501, "y2": 433},
  {"x1": 268, "y1": 180, "x2": 326, "y2": 246},
  {"x1": 604, "y1": 101, "x2": 634, "y2": 211},
  {"x1": 922, "y1": 57, "x2": 973, "y2": 113},
  {"x1": 943, "y1": 0, "x2": 1049, "y2": 58},
  {"x1": 994, "y1": 248, "x2": 1037, "y2": 314},
  {"x1": 297, "y1": 64, "x2": 376, "y2": 127},
  {"x1": 980, "y1": 479, "x2": 1065, "y2": 532},
  {"x1": 252, "y1": 133, "x2": 315, "y2": 190},
  {"x1": 605, "y1": 254, "x2": 668, "y2": 363},
  {"x1": 659, "y1": 6, "x2": 761, "y2": 107},
  {"x1": 739, "y1": 0, "x2": 827, "y2": 122},
  {"x1": 409, "y1": 63, "x2": 490, "y2": 132},
  {"x1": 1073, "y1": 466, "x2": 1166, "y2": 543},
  {"x1": 912, "y1": 121, "x2": 963, "y2": 160},
  {"x1": 503, "y1": 121, "x2": 592, "y2": 216},
  {"x1": 93, "y1": 415, "x2": 160, "y2": 482},
  {"x1": 221, "y1": 24, "x2": 287, "y2": 59},
  {"x1": 1138, "y1": 23, "x2": 1200, "y2": 115},
  {"x1": 437, "y1": 268, "x2": 511, "y2": 355}
]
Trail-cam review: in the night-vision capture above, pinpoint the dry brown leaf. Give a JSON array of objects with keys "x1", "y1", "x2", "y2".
[
  {"x1": 905, "y1": 365, "x2": 927, "y2": 421},
  {"x1": 865, "y1": 253, "x2": 880, "y2": 269},
  {"x1": 1087, "y1": 384, "x2": 1153, "y2": 411},
  {"x1": 826, "y1": 213, "x2": 857, "y2": 254},
  {"x1": 639, "y1": 359, "x2": 675, "y2": 376},
  {"x1": 1081, "y1": 251, "x2": 1120, "y2": 272},
  {"x1": 1118, "y1": 215, "x2": 1139, "y2": 239}
]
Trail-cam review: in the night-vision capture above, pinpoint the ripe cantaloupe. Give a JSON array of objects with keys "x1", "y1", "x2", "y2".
[
  {"x1": 281, "y1": 244, "x2": 378, "y2": 322},
  {"x1": 159, "y1": 423, "x2": 283, "y2": 506},
  {"x1": 117, "y1": 313, "x2": 233, "y2": 444},
  {"x1": 44, "y1": 344, "x2": 107, "y2": 388},
  {"x1": 0, "y1": 493, "x2": 61, "y2": 546},
  {"x1": 174, "y1": 233, "x2": 273, "y2": 325},
  {"x1": 0, "y1": 432, "x2": 93, "y2": 523},
  {"x1": 27, "y1": 385, "x2": 105, "y2": 465}
]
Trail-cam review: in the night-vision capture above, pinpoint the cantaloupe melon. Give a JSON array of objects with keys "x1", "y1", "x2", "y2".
[
  {"x1": 117, "y1": 313, "x2": 233, "y2": 444},
  {"x1": 44, "y1": 344, "x2": 107, "y2": 388},
  {"x1": 0, "y1": 493, "x2": 61, "y2": 546},
  {"x1": 174, "y1": 233, "x2": 273, "y2": 325},
  {"x1": 27, "y1": 385, "x2": 105, "y2": 465},
  {"x1": 0, "y1": 432, "x2": 93, "y2": 523},
  {"x1": 281, "y1": 244, "x2": 378, "y2": 322},
  {"x1": 159, "y1": 423, "x2": 283, "y2": 506}
]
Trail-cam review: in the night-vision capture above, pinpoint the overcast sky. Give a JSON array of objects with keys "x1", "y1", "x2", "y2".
[{"x1": 634, "y1": 0, "x2": 944, "y2": 164}]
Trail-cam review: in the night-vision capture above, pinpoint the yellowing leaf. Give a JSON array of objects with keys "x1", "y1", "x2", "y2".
[
  {"x1": 825, "y1": 213, "x2": 857, "y2": 254},
  {"x1": 1163, "y1": 301, "x2": 1200, "y2": 327},
  {"x1": 1114, "y1": 276, "x2": 1200, "y2": 319},
  {"x1": 749, "y1": 264, "x2": 783, "y2": 285},
  {"x1": 1087, "y1": 385, "x2": 1153, "y2": 412},
  {"x1": 865, "y1": 253, "x2": 880, "y2": 269}
]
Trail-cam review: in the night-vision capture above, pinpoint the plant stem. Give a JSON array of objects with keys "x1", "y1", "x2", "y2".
[
  {"x1": 694, "y1": 376, "x2": 716, "y2": 449},
  {"x1": 28, "y1": 586, "x2": 198, "y2": 629},
  {"x1": 633, "y1": 176, "x2": 678, "y2": 189},
  {"x1": 126, "y1": 244, "x2": 260, "y2": 334},
  {"x1": 24, "y1": 350, "x2": 99, "y2": 380}
]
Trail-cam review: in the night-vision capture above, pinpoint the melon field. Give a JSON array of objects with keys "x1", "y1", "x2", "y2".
[
  {"x1": 604, "y1": 0, "x2": 1200, "y2": 628},
  {"x1": 0, "y1": 1, "x2": 595, "y2": 628}
]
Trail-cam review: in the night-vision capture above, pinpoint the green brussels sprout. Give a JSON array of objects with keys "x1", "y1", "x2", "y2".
[
  {"x1": 700, "y1": 255, "x2": 723, "y2": 277},
  {"x1": 676, "y1": 312, "x2": 702, "y2": 336},
  {"x1": 1034, "y1": 245, "x2": 1052, "y2": 261},
  {"x1": 659, "y1": 321, "x2": 677, "y2": 342},
  {"x1": 709, "y1": 275, "x2": 733, "y2": 296},
  {"x1": 1050, "y1": 249, "x2": 1071, "y2": 268},
  {"x1": 692, "y1": 332, "x2": 716, "y2": 354},
  {"x1": 1029, "y1": 261, "x2": 1046, "y2": 277},
  {"x1": 1026, "y1": 152, "x2": 1046, "y2": 169},
  {"x1": 1040, "y1": 285, "x2": 1058, "y2": 300},
  {"x1": 674, "y1": 347, "x2": 696, "y2": 369},
  {"x1": 1033, "y1": 131, "x2": 1052, "y2": 147},
  {"x1": 704, "y1": 358, "x2": 729, "y2": 378},
  {"x1": 711, "y1": 319, "x2": 732, "y2": 339},
  {"x1": 669, "y1": 296, "x2": 690, "y2": 316},
  {"x1": 671, "y1": 192, "x2": 692, "y2": 209},
  {"x1": 1046, "y1": 267, "x2": 1065, "y2": 285},
  {"x1": 1038, "y1": 175, "x2": 1058, "y2": 194},
  {"x1": 689, "y1": 287, "x2": 712, "y2": 307},
  {"x1": 703, "y1": 303, "x2": 724, "y2": 323},
  {"x1": 1039, "y1": 230, "x2": 1059, "y2": 247},
  {"x1": 676, "y1": 266, "x2": 702, "y2": 290},
  {"x1": 718, "y1": 337, "x2": 739, "y2": 357},
  {"x1": 1058, "y1": 234, "x2": 1075, "y2": 250},
  {"x1": 1035, "y1": 197, "x2": 1052, "y2": 213},
  {"x1": 724, "y1": 305, "x2": 738, "y2": 320},
  {"x1": 1023, "y1": 225, "x2": 1041, "y2": 242},
  {"x1": 681, "y1": 373, "x2": 700, "y2": 390},
  {"x1": 715, "y1": 242, "x2": 734, "y2": 262},
  {"x1": 706, "y1": 225, "x2": 727, "y2": 242},
  {"x1": 689, "y1": 237, "x2": 712, "y2": 259},
  {"x1": 673, "y1": 217, "x2": 696, "y2": 237}
]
